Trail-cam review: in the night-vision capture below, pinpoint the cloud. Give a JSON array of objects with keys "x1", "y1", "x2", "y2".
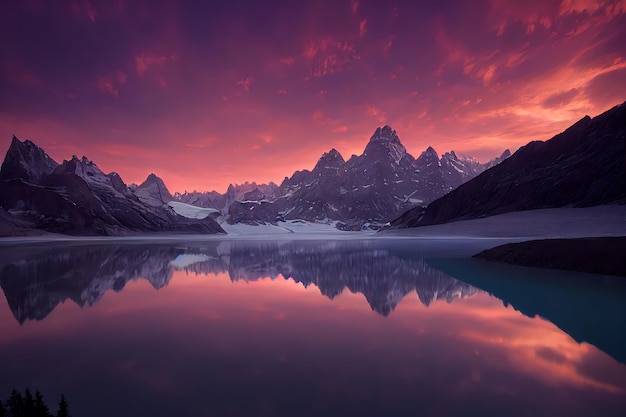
[
  {"x1": 279, "y1": 57, "x2": 295, "y2": 66},
  {"x1": 583, "y1": 67, "x2": 626, "y2": 106},
  {"x1": 303, "y1": 37, "x2": 359, "y2": 78},
  {"x1": 351, "y1": 0, "x2": 359, "y2": 15},
  {"x1": 359, "y1": 19, "x2": 367, "y2": 38},
  {"x1": 488, "y1": 0, "x2": 557, "y2": 35},
  {"x1": 541, "y1": 88, "x2": 580, "y2": 108},
  {"x1": 70, "y1": 0, "x2": 97, "y2": 22},
  {"x1": 236, "y1": 77, "x2": 254, "y2": 92},
  {"x1": 135, "y1": 53, "x2": 174, "y2": 77},
  {"x1": 559, "y1": 0, "x2": 604, "y2": 15},
  {"x1": 96, "y1": 72, "x2": 126, "y2": 97}
]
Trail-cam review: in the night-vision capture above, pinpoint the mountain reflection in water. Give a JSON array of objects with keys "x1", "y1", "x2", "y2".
[
  {"x1": 0, "y1": 240, "x2": 475, "y2": 323},
  {"x1": 1, "y1": 239, "x2": 625, "y2": 417},
  {"x1": 429, "y1": 257, "x2": 626, "y2": 365}
]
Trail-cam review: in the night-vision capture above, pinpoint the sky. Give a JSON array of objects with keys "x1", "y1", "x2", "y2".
[{"x1": 1, "y1": 0, "x2": 625, "y2": 193}]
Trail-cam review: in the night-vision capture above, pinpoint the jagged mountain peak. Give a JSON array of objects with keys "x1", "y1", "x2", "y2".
[
  {"x1": 135, "y1": 172, "x2": 172, "y2": 206},
  {"x1": 140, "y1": 172, "x2": 164, "y2": 186},
  {"x1": 441, "y1": 150, "x2": 458, "y2": 161},
  {"x1": 60, "y1": 154, "x2": 105, "y2": 177},
  {"x1": 1, "y1": 135, "x2": 59, "y2": 182},
  {"x1": 314, "y1": 148, "x2": 345, "y2": 171},
  {"x1": 416, "y1": 146, "x2": 439, "y2": 165},
  {"x1": 369, "y1": 125, "x2": 400, "y2": 144},
  {"x1": 363, "y1": 126, "x2": 407, "y2": 164},
  {"x1": 323, "y1": 148, "x2": 343, "y2": 158}
]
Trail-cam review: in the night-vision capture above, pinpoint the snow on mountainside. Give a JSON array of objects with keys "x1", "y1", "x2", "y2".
[{"x1": 167, "y1": 201, "x2": 220, "y2": 219}]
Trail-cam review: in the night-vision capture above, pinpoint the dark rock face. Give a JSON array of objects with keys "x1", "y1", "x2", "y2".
[
  {"x1": 0, "y1": 136, "x2": 58, "y2": 182},
  {"x1": 223, "y1": 126, "x2": 508, "y2": 228},
  {"x1": 473, "y1": 237, "x2": 626, "y2": 276},
  {"x1": 0, "y1": 137, "x2": 225, "y2": 236},
  {"x1": 389, "y1": 101, "x2": 626, "y2": 229}
]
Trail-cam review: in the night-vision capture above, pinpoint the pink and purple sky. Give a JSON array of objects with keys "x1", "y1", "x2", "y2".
[{"x1": 1, "y1": 0, "x2": 625, "y2": 193}]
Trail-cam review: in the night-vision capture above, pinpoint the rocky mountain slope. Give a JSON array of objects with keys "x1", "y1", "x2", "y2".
[
  {"x1": 388, "y1": 101, "x2": 626, "y2": 229},
  {"x1": 0, "y1": 137, "x2": 224, "y2": 236}
]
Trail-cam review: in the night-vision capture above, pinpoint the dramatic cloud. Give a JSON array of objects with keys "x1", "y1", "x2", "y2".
[{"x1": 0, "y1": 0, "x2": 624, "y2": 192}]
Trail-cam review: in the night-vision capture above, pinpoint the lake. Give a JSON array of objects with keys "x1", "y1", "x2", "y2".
[{"x1": 1, "y1": 238, "x2": 625, "y2": 417}]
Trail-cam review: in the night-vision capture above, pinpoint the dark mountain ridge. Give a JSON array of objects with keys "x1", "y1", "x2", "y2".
[{"x1": 389, "y1": 101, "x2": 626, "y2": 229}]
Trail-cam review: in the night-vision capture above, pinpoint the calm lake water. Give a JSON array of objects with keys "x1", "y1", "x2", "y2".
[{"x1": 0, "y1": 238, "x2": 625, "y2": 417}]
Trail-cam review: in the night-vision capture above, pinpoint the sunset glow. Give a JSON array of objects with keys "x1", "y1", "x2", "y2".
[{"x1": 1, "y1": 0, "x2": 625, "y2": 192}]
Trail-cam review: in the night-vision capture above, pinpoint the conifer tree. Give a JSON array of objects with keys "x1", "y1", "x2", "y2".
[
  {"x1": 24, "y1": 389, "x2": 35, "y2": 416},
  {"x1": 7, "y1": 390, "x2": 24, "y2": 417},
  {"x1": 0, "y1": 395, "x2": 6, "y2": 417},
  {"x1": 57, "y1": 395, "x2": 69, "y2": 417},
  {"x1": 34, "y1": 391, "x2": 52, "y2": 417}
]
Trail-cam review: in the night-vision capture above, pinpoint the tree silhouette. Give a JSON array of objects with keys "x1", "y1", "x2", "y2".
[
  {"x1": 1, "y1": 389, "x2": 59, "y2": 417},
  {"x1": 24, "y1": 389, "x2": 35, "y2": 416},
  {"x1": 6, "y1": 390, "x2": 24, "y2": 417},
  {"x1": 56, "y1": 395, "x2": 69, "y2": 417},
  {"x1": 34, "y1": 391, "x2": 52, "y2": 417}
]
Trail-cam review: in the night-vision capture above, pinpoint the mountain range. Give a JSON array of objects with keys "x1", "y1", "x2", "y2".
[
  {"x1": 389, "y1": 100, "x2": 626, "y2": 229},
  {"x1": 0, "y1": 137, "x2": 224, "y2": 235},
  {"x1": 0, "y1": 127, "x2": 508, "y2": 235},
  {"x1": 1, "y1": 100, "x2": 623, "y2": 236},
  {"x1": 180, "y1": 126, "x2": 509, "y2": 230}
]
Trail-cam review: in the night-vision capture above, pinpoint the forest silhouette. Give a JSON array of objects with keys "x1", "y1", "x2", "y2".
[{"x1": 0, "y1": 389, "x2": 69, "y2": 417}]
